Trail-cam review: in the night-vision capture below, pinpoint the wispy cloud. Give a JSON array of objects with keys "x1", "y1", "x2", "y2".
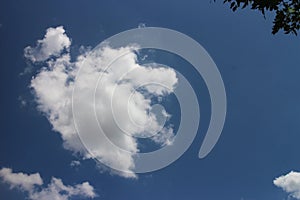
[
  {"x1": 0, "y1": 167, "x2": 97, "y2": 200},
  {"x1": 70, "y1": 160, "x2": 81, "y2": 168}
]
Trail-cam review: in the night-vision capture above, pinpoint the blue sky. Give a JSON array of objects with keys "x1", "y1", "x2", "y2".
[{"x1": 1, "y1": 0, "x2": 300, "y2": 200}]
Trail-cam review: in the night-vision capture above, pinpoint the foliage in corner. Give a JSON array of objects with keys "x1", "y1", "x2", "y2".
[{"x1": 222, "y1": 0, "x2": 300, "y2": 35}]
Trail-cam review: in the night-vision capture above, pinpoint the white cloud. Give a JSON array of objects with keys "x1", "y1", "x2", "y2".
[
  {"x1": 274, "y1": 171, "x2": 300, "y2": 199},
  {"x1": 152, "y1": 127, "x2": 175, "y2": 146},
  {"x1": 24, "y1": 26, "x2": 71, "y2": 62},
  {"x1": 138, "y1": 23, "x2": 146, "y2": 28},
  {"x1": 70, "y1": 160, "x2": 81, "y2": 167},
  {"x1": 29, "y1": 178, "x2": 96, "y2": 200},
  {"x1": 27, "y1": 26, "x2": 178, "y2": 178},
  {"x1": 18, "y1": 96, "x2": 27, "y2": 107},
  {"x1": 0, "y1": 167, "x2": 96, "y2": 200},
  {"x1": 0, "y1": 167, "x2": 43, "y2": 191}
]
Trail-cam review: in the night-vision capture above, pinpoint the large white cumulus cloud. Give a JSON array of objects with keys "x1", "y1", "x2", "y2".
[
  {"x1": 0, "y1": 167, "x2": 96, "y2": 200},
  {"x1": 27, "y1": 26, "x2": 178, "y2": 178}
]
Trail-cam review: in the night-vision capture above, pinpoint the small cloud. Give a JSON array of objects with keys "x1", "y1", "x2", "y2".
[
  {"x1": 24, "y1": 26, "x2": 71, "y2": 62},
  {"x1": 0, "y1": 167, "x2": 97, "y2": 200},
  {"x1": 18, "y1": 96, "x2": 27, "y2": 107},
  {"x1": 274, "y1": 171, "x2": 300, "y2": 199},
  {"x1": 152, "y1": 127, "x2": 175, "y2": 146},
  {"x1": 0, "y1": 167, "x2": 43, "y2": 191},
  {"x1": 140, "y1": 54, "x2": 148, "y2": 61},
  {"x1": 70, "y1": 160, "x2": 81, "y2": 167},
  {"x1": 78, "y1": 45, "x2": 92, "y2": 55},
  {"x1": 138, "y1": 23, "x2": 146, "y2": 28},
  {"x1": 19, "y1": 62, "x2": 34, "y2": 76}
]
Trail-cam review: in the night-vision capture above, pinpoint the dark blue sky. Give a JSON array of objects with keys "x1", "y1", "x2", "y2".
[{"x1": 1, "y1": 0, "x2": 300, "y2": 200}]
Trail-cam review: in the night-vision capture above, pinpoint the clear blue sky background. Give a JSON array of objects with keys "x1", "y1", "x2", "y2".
[{"x1": 0, "y1": 0, "x2": 300, "y2": 199}]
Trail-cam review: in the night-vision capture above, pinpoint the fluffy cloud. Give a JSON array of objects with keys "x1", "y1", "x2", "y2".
[
  {"x1": 27, "y1": 26, "x2": 177, "y2": 178},
  {"x1": 274, "y1": 171, "x2": 300, "y2": 199},
  {"x1": 24, "y1": 26, "x2": 71, "y2": 62},
  {"x1": 0, "y1": 167, "x2": 96, "y2": 200},
  {"x1": 29, "y1": 178, "x2": 96, "y2": 200},
  {"x1": 0, "y1": 167, "x2": 43, "y2": 191}
]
